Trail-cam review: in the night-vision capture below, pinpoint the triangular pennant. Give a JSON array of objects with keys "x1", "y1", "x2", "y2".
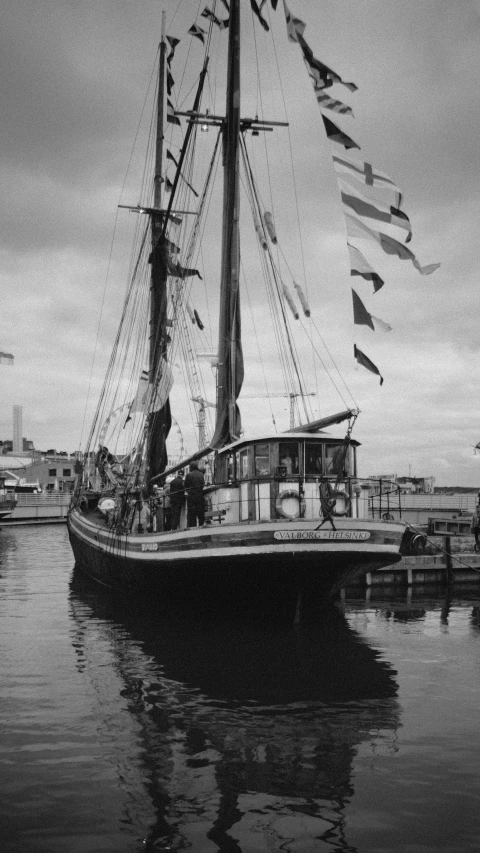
[
  {"x1": 188, "y1": 24, "x2": 207, "y2": 43},
  {"x1": 354, "y1": 344, "x2": 383, "y2": 385},
  {"x1": 166, "y1": 36, "x2": 180, "y2": 66},
  {"x1": 351, "y1": 289, "x2": 374, "y2": 330},
  {"x1": 250, "y1": 0, "x2": 269, "y2": 31},
  {"x1": 322, "y1": 116, "x2": 360, "y2": 150}
]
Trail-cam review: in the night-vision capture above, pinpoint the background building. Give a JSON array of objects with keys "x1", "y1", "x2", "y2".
[{"x1": 13, "y1": 405, "x2": 22, "y2": 455}]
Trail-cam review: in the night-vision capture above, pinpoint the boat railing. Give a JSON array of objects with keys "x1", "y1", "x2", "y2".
[
  {"x1": 180, "y1": 475, "x2": 404, "y2": 521},
  {"x1": 80, "y1": 475, "x2": 403, "y2": 532},
  {"x1": 14, "y1": 493, "x2": 72, "y2": 506},
  {"x1": 368, "y1": 479, "x2": 403, "y2": 520}
]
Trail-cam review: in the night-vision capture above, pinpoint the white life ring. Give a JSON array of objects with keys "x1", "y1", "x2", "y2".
[
  {"x1": 276, "y1": 489, "x2": 306, "y2": 519},
  {"x1": 331, "y1": 488, "x2": 351, "y2": 517},
  {"x1": 98, "y1": 497, "x2": 116, "y2": 515}
]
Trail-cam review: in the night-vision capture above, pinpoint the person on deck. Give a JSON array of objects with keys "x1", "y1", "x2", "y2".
[
  {"x1": 169, "y1": 470, "x2": 185, "y2": 530},
  {"x1": 473, "y1": 498, "x2": 480, "y2": 551},
  {"x1": 184, "y1": 462, "x2": 205, "y2": 528}
]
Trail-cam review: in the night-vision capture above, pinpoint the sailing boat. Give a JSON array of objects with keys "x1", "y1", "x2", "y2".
[{"x1": 68, "y1": 0, "x2": 413, "y2": 609}]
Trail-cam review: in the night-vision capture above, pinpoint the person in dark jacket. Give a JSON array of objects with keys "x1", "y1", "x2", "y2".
[
  {"x1": 184, "y1": 462, "x2": 205, "y2": 527},
  {"x1": 169, "y1": 471, "x2": 185, "y2": 530}
]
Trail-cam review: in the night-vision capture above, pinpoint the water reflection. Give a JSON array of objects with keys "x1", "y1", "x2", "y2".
[{"x1": 69, "y1": 568, "x2": 400, "y2": 852}]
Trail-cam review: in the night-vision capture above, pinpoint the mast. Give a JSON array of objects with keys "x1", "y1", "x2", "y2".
[
  {"x1": 153, "y1": 12, "x2": 166, "y2": 213},
  {"x1": 146, "y1": 13, "x2": 172, "y2": 486},
  {"x1": 211, "y1": 0, "x2": 244, "y2": 449}
]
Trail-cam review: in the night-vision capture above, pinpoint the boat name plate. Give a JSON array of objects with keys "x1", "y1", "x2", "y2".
[
  {"x1": 274, "y1": 530, "x2": 371, "y2": 541},
  {"x1": 141, "y1": 543, "x2": 159, "y2": 551}
]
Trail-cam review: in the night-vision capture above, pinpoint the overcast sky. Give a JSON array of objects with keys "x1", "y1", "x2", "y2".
[{"x1": 1, "y1": 0, "x2": 479, "y2": 485}]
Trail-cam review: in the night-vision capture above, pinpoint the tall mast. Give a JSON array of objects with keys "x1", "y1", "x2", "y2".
[
  {"x1": 146, "y1": 13, "x2": 171, "y2": 484},
  {"x1": 150, "y1": 10, "x2": 167, "y2": 384},
  {"x1": 211, "y1": 0, "x2": 244, "y2": 449},
  {"x1": 153, "y1": 13, "x2": 166, "y2": 212}
]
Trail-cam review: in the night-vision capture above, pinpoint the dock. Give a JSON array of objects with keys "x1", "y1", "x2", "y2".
[
  {"x1": 346, "y1": 535, "x2": 480, "y2": 591},
  {"x1": 0, "y1": 493, "x2": 70, "y2": 525}
]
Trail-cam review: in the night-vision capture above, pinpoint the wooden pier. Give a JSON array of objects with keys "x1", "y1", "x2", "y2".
[{"x1": 348, "y1": 542, "x2": 480, "y2": 591}]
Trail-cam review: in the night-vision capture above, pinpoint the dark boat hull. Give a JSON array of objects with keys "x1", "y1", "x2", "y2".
[{"x1": 68, "y1": 508, "x2": 404, "y2": 612}]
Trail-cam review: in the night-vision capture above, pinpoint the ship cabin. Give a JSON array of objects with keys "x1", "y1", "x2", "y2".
[{"x1": 208, "y1": 432, "x2": 366, "y2": 524}]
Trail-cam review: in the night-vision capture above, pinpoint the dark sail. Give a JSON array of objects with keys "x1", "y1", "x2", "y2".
[
  {"x1": 146, "y1": 231, "x2": 172, "y2": 483},
  {"x1": 146, "y1": 28, "x2": 171, "y2": 486},
  {"x1": 211, "y1": 0, "x2": 244, "y2": 449}
]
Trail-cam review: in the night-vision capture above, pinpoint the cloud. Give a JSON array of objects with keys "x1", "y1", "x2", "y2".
[{"x1": 1, "y1": 0, "x2": 479, "y2": 485}]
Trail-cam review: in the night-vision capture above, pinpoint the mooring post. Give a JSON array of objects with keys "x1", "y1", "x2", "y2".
[{"x1": 444, "y1": 535, "x2": 453, "y2": 586}]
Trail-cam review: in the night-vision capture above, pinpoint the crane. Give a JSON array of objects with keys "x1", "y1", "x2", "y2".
[
  {"x1": 191, "y1": 396, "x2": 216, "y2": 449},
  {"x1": 192, "y1": 391, "x2": 316, "y2": 447},
  {"x1": 240, "y1": 392, "x2": 316, "y2": 430}
]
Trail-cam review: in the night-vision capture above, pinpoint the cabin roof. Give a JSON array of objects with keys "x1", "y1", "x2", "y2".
[{"x1": 217, "y1": 431, "x2": 360, "y2": 454}]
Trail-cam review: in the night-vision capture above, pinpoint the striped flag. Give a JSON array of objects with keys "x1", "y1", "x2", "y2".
[
  {"x1": 283, "y1": 1, "x2": 306, "y2": 42},
  {"x1": 347, "y1": 244, "x2": 384, "y2": 292},
  {"x1": 298, "y1": 32, "x2": 357, "y2": 92},
  {"x1": 354, "y1": 344, "x2": 383, "y2": 385},
  {"x1": 340, "y1": 181, "x2": 412, "y2": 242},
  {"x1": 311, "y1": 80, "x2": 353, "y2": 117},
  {"x1": 201, "y1": 7, "x2": 229, "y2": 29},
  {"x1": 345, "y1": 214, "x2": 440, "y2": 275},
  {"x1": 333, "y1": 153, "x2": 401, "y2": 203},
  {"x1": 0, "y1": 351, "x2": 14, "y2": 366}
]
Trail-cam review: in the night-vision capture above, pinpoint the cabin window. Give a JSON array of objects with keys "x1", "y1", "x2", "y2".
[
  {"x1": 304, "y1": 443, "x2": 324, "y2": 478},
  {"x1": 239, "y1": 450, "x2": 249, "y2": 479},
  {"x1": 324, "y1": 443, "x2": 347, "y2": 476},
  {"x1": 254, "y1": 444, "x2": 270, "y2": 477},
  {"x1": 215, "y1": 454, "x2": 227, "y2": 483},
  {"x1": 278, "y1": 442, "x2": 299, "y2": 476}
]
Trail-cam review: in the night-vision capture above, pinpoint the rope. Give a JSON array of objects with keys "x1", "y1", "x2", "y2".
[{"x1": 404, "y1": 521, "x2": 480, "y2": 574}]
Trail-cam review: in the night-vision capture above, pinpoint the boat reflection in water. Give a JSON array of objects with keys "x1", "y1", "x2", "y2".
[{"x1": 69, "y1": 569, "x2": 400, "y2": 852}]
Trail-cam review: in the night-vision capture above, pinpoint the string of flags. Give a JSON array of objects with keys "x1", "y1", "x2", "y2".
[
  {"x1": 283, "y1": 0, "x2": 440, "y2": 385},
  {"x1": 166, "y1": 1, "x2": 440, "y2": 382}
]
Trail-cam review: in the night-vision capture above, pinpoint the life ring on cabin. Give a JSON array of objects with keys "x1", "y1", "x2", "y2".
[
  {"x1": 276, "y1": 489, "x2": 306, "y2": 520},
  {"x1": 331, "y1": 489, "x2": 351, "y2": 516},
  {"x1": 319, "y1": 481, "x2": 351, "y2": 517}
]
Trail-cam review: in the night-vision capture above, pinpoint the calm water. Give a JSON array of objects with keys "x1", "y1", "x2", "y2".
[{"x1": 1, "y1": 526, "x2": 480, "y2": 853}]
